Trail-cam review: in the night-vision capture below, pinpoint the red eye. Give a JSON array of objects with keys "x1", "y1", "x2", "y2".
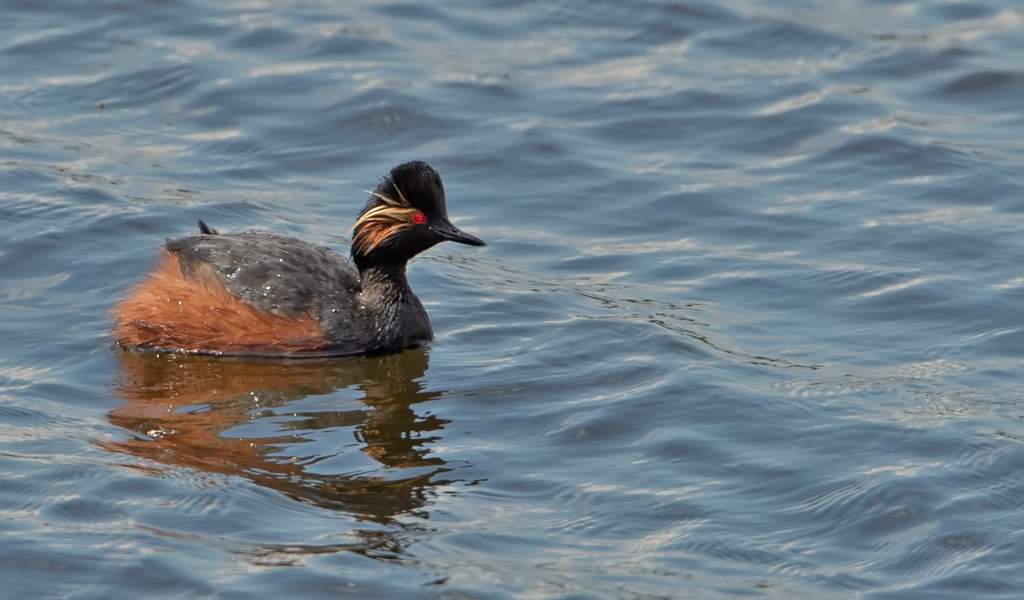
[{"x1": 412, "y1": 211, "x2": 427, "y2": 225}]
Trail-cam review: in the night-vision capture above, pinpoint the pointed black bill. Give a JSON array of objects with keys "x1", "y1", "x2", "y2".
[{"x1": 433, "y1": 220, "x2": 486, "y2": 246}]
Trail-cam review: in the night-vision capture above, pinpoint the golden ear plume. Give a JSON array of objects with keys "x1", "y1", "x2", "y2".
[{"x1": 352, "y1": 187, "x2": 420, "y2": 255}]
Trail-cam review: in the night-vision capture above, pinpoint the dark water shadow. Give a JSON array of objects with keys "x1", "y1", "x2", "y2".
[{"x1": 103, "y1": 348, "x2": 451, "y2": 558}]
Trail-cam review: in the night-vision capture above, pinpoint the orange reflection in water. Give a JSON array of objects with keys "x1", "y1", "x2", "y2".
[{"x1": 104, "y1": 348, "x2": 449, "y2": 526}]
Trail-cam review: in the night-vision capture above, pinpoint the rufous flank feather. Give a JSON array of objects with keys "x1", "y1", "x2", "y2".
[{"x1": 112, "y1": 252, "x2": 331, "y2": 353}]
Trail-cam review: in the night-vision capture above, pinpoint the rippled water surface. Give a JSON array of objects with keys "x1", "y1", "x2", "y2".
[{"x1": 3, "y1": 0, "x2": 1024, "y2": 598}]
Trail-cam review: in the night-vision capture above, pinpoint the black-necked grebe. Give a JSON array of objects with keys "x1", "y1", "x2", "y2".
[{"x1": 113, "y1": 161, "x2": 485, "y2": 355}]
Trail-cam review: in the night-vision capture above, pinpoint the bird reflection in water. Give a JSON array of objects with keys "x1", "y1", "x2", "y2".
[{"x1": 103, "y1": 348, "x2": 450, "y2": 561}]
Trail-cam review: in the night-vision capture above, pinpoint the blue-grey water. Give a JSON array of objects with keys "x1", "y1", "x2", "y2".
[{"x1": 2, "y1": 1, "x2": 1024, "y2": 598}]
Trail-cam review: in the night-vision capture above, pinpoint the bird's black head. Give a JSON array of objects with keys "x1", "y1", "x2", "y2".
[{"x1": 351, "y1": 161, "x2": 485, "y2": 271}]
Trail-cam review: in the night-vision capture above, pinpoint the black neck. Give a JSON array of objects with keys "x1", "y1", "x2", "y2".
[
  {"x1": 355, "y1": 260, "x2": 432, "y2": 349},
  {"x1": 358, "y1": 262, "x2": 414, "y2": 303}
]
